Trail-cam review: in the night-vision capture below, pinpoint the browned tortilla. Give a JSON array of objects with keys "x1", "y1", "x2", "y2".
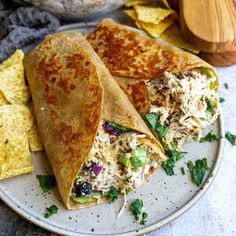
[
  {"x1": 24, "y1": 33, "x2": 165, "y2": 210},
  {"x1": 87, "y1": 19, "x2": 218, "y2": 114}
]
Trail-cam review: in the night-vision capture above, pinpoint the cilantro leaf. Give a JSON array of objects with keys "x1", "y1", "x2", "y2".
[
  {"x1": 108, "y1": 122, "x2": 131, "y2": 132},
  {"x1": 44, "y1": 205, "x2": 58, "y2": 218},
  {"x1": 130, "y1": 199, "x2": 143, "y2": 220},
  {"x1": 125, "y1": 187, "x2": 132, "y2": 195},
  {"x1": 225, "y1": 131, "x2": 236, "y2": 145},
  {"x1": 145, "y1": 113, "x2": 158, "y2": 130},
  {"x1": 106, "y1": 186, "x2": 119, "y2": 203},
  {"x1": 187, "y1": 158, "x2": 209, "y2": 186},
  {"x1": 140, "y1": 212, "x2": 148, "y2": 225},
  {"x1": 199, "y1": 131, "x2": 222, "y2": 143},
  {"x1": 145, "y1": 113, "x2": 168, "y2": 138},
  {"x1": 224, "y1": 83, "x2": 229, "y2": 89},
  {"x1": 181, "y1": 167, "x2": 185, "y2": 175},
  {"x1": 36, "y1": 175, "x2": 57, "y2": 193},
  {"x1": 206, "y1": 102, "x2": 214, "y2": 120},
  {"x1": 162, "y1": 150, "x2": 186, "y2": 176},
  {"x1": 219, "y1": 97, "x2": 225, "y2": 103}
]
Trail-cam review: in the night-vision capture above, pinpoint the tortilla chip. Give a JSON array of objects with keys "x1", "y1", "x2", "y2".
[
  {"x1": 0, "y1": 50, "x2": 30, "y2": 105},
  {"x1": 137, "y1": 13, "x2": 176, "y2": 37},
  {"x1": 134, "y1": 5, "x2": 175, "y2": 24},
  {"x1": 160, "y1": 23, "x2": 200, "y2": 54},
  {"x1": 0, "y1": 50, "x2": 24, "y2": 71},
  {"x1": 156, "y1": 0, "x2": 171, "y2": 9},
  {"x1": 124, "y1": 0, "x2": 153, "y2": 7},
  {"x1": 0, "y1": 105, "x2": 34, "y2": 180},
  {"x1": 123, "y1": 9, "x2": 138, "y2": 20},
  {"x1": 0, "y1": 91, "x2": 9, "y2": 105},
  {"x1": 28, "y1": 123, "x2": 44, "y2": 152}
]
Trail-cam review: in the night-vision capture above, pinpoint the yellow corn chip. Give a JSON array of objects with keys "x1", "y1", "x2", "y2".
[
  {"x1": 137, "y1": 14, "x2": 176, "y2": 37},
  {"x1": 123, "y1": 9, "x2": 138, "y2": 20},
  {"x1": 156, "y1": 0, "x2": 171, "y2": 9},
  {"x1": 124, "y1": 0, "x2": 153, "y2": 7},
  {"x1": 160, "y1": 23, "x2": 200, "y2": 54},
  {"x1": 28, "y1": 123, "x2": 43, "y2": 152},
  {"x1": 134, "y1": 5, "x2": 175, "y2": 24},
  {"x1": 0, "y1": 91, "x2": 9, "y2": 105},
  {"x1": 0, "y1": 50, "x2": 24, "y2": 71},
  {"x1": 0, "y1": 105, "x2": 34, "y2": 180},
  {"x1": 0, "y1": 50, "x2": 30, "y2": 105}
]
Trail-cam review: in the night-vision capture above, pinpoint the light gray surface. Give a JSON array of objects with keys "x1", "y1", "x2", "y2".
[{"x1": 0, "y1": 10, "x2": 235, "y2": 236}]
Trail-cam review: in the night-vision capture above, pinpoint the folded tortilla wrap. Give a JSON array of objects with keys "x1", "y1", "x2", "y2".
[
  {"x1": 24, "y1": 32, "x2": 165, "y2": 209},
  {"x1": 87, "y1": 19, "x2": 220, "y2": 150}
]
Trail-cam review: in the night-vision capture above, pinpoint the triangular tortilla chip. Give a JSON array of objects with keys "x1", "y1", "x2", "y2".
[{"x1": 0, "y1": 105, "x2": 34, "y2": 180}]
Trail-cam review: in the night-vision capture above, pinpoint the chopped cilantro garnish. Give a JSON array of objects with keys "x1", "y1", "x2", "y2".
[
  {"x1": 224, "y1": 83, "x2": 229, "y2": 89},
  {"x1": 181, "y1": 167, "x2": 185, "y2": 175},
  {"x1": 219, "y1": 97, "x2": 225, "y2": 103},
  {"x1": 140, "y1": 212, "x2": 148, "y2": 225},
  {"x1": 200, "y1": 131, "x2": 222, "y2": 143},
  {"x1": 145, "y1": 113, "x2": 168, "y2": 139},
  {"x1": 36, "y1": 175, "x2": 57, "y2": 193},
  {"x1": 108, "y1": 122, "x2": 131, "y2": 132},
  {"x1": 145, "y1": 113, "x2": 158, "y2": 130},
  {"x1": 206, "y1": 102, "x2": 214, "y2": 120},
  {"x1": 44, "y1": 205, "x2": 58, "y2": 218},
  {"x1": 187, "y1": 158, "x2": 209, "y2": 186},
  {"x1": 106, "y1": 186, "x2": 119, "y2": 203},
  {"x1": 162, "y1": 150, "x2": 186, "y2": 176},
  {"x1": 130, "y1": 199, "x2": 143, "y2": 220},
  {"x1": 225, "y1": 131, "x2": 236, "y2": 145}
]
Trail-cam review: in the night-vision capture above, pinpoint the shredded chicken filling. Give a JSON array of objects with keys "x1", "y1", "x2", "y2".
[
  {"x1": 71, "y1": 121, "x2": 159, "y2": 201},
  {"x1": 146, "y1": 69, "x2": 219, "y2": 149}
]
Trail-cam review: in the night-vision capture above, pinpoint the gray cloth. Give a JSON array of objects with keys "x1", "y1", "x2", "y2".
[{"x1": 0, "y1": 6, "x2": 60, "y2": 62}]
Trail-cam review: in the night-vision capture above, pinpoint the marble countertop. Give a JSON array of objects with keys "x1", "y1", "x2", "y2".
[{"x1": 0, "y1": 9, "x2": 236, "y2": 236}]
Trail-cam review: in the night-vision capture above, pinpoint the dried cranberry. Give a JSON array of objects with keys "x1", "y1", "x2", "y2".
[
  {"x1": 104, "y1": 122, "x2": 121, "y2": 136},
  {"x1": 74, "y1": 182, "x2": 92, "y2": 197}
]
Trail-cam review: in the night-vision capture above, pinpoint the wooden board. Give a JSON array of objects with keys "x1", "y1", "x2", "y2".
[{"x1": 179, "y1": 0, "x2": 236, "y2": 53}]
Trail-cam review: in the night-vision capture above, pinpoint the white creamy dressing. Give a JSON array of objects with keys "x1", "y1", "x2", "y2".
[
  {"x1": 74, "y1": 121, "x2": 159, "y2": 195},
  {"x1": 146, "y1": 69, "x2": 219, "y2": 149}
]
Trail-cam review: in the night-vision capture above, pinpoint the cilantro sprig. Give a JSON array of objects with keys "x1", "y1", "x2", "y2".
[
  {"x1": 187, "y1": 158, "x2": 209, "y2": 186},
  {"x1": 200, "y1": 131, "x2": 222, "y2": 143},
  {"x1": 145, "y1": 113, "x2": 168, "y2": 139},
  {"x1": 219, "y1": 97, "x2": 225, "y2": 103},
  {"x1": 106, "y1": 186, "x2": 119, "y2": 203},
  {"x1": 36, "y1": 175, "x2": 57, "y2": 193},
  {"x1": 162, "y1": 150, "x2": 186, "y2": 176},
  {"x1": 130, "y1": 199, "x2": 148, "y2": 225},
  {"x1": 44, "y1": 205, "x2": 58, "y2": 218},
  {"x1": 145, "y1": 113, "x2": 187, "y2": 176},
  {"x1": 140, "y1": 212, "x2": 148, "y2": 225},
  {"x1": 108, "y1": 122, "x2": 131, "y2": 132},
  {"x1": 224, "y1": 83, "x2": 229, "y2": 89},
  {"x1": 130, "y1": 199, "x2": 143, "y2": 220},
  {"x1": 225, "y1": 132, "x2": 236, "y2": 145}
]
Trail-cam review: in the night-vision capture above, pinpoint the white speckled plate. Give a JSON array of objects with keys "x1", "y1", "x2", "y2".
[{"x1": 0, "y1": 23, "x2": 224, "y2": 236}]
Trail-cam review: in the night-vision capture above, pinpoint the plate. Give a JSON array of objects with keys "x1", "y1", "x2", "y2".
[{"x1": 0, "y1": 23, "x2": 224, "y2": 236}]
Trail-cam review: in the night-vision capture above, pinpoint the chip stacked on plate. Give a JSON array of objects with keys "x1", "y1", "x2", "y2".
[{"x1": 0, "y1": 50, "x2": 43, "y2": 180}]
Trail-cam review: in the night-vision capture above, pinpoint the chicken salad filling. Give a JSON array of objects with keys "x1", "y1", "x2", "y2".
[
  {"x1": 71, "y1": 120, "x2": 160, "y2": 203},
  {"x1": 146, "y1": 68, "x2": 219, "y2": 150}
]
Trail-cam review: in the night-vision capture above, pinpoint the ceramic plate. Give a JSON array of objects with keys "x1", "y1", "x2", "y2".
[{"x1": 0, "y1": 23, "x2": 224, "y2": 236}]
